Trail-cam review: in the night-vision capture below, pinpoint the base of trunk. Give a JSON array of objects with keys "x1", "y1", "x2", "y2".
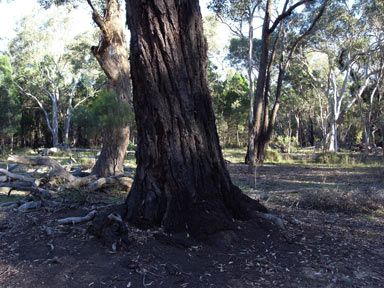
[{"x1": 92, "y1": 126, "x2": 130, "y2": 177}]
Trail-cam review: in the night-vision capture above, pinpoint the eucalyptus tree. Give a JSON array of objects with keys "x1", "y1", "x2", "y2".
[
  {"x1": 247, "y1": 0, "x2": 328, "y2": 164},
  {"x1": 9, "y1": 6, "x2": 101, "y2": 147},
  {"x1": 124, "y1": 0, "x2": 267, "y2": 238},
  {"x1": 85, "y1": 0, "x2": 132, "y2": 177},
  {"x1": 208, "y1": 0, "x2": 263, "y2": 157},
  {"x1": 298, "y1": 0, "x2": 384, "y2": 152}
]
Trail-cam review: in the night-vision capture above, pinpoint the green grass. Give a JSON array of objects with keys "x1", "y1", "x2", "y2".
[{"x1": 221, "y1": 146, "x2": 383, "y2": 168}]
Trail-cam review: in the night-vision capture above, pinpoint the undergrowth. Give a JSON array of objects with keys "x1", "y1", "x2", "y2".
[{"x1": 299, "y1": 187, "x2": 384, "y2": 214}]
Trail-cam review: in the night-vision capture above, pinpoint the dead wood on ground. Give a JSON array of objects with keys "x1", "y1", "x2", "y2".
[{"x1": 57, "y1": 210, "x2": 97, "y2": 225}]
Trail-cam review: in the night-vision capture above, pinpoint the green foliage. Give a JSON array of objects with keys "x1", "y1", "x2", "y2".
[
  {"x1": 73, "y1": 90, "x2": 133, "y2": 139},
  {"x1": 227, "y1": 38, "x2": 262, "y2": 70},
  {"x1": 315, "y1": 152, "x2": 341, "y2": 164},
  {"x1": 264, "y1": 149, "x2": 282, "y2": 163},
  {"x1": 274, "y1": 136, "x2": 297, "y2": 153},
  {"x1": 0, "y1": 54, "x2": 20, "y2": 143},
  {"x1": 315, "y1": 152, "x2": 357, "y2": 166},
  {"x1": 212, "y1": 72, "x2": 249, "y2": 146}
]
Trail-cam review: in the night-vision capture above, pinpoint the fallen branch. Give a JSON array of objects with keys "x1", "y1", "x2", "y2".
[
  {"x1": 0, "y1": 200, "x2": 27, "y2": 208},
  {"x1": 57, "y1": 210, "x2": 97, "y2": 225},
  {"x1": 252, "y1": 211, "x2": 285, "y2": 230},
  {"x1": 0, "y1": 203, "x2": 19, "y2": 211},
  {"x1": 65, "y1": 175, "x2": 98, "y2": 189},
  {"x1": 88, "y1": 176, "x2": 133, "y2": 192},
  {"x1": 267, "y1": 187, "x2": 320, "y2": 194},
  {"x1": 0, "y1": 168, "x2": 38, "y2": 185},
  {"x1": 18, "y1": 201, "x2": 42, "y2": 212},
  {"x1": 7, "y1": 155, "x2": 76, "y2": 182},
  {"x1": 0, "y1": 183, "x2": 52, "y2": 200},
  {"x1": 88, "y1": 177, "x2": 118, "y2": 192},
  {"x1": 7, "y1": 164, "x2": 19, "y2": 172}
]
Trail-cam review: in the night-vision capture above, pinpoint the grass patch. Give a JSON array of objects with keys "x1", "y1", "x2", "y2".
[
  {"x1": 222, "y1": 147, "x2": 246, "y2": 164},
  {"x1": 0, "y1": 193, "x2": 26, "y2": 203},
  {"x1": 264, "y1": 149, "x2": 282, "y2": 163},
  {"x1": 298, "y1": 187, "x2": 384, "y2": 214}
]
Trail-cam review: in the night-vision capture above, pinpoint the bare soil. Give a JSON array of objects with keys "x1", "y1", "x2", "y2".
[{"x1": 1, "y1": 161, "x2": 384, "y2": 287}]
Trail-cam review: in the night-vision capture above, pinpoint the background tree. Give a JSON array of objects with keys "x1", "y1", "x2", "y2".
[
  {"x1": 85, "y1": 0, "x2": 133, "y2": 177},
  {"x1": 214, "y1": 72, "x2": 249, "y2": 147},
  {"x1": 245, "y1": 0, "x2": 328, "y2": 164},
  {"x1": 208, "y1": 0, "x2": 263, "y2": 164},
  {"x1": 298, "y1": 0, "x2": 383, "y2": 152},
  {"x1": 0, "y1": 54, "x2": 20, "y2": 153},
  {"x1": 8, "y1": 6, "x2": 101, "y2": 147}
]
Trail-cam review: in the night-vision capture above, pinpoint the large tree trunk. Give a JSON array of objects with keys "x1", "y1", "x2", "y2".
[
  {"x1": 87, "y1": 0, "x2": 132, "y2": 177},
  {"x1": 125, "y1": 0, "x2": 265, "y2": 239}
]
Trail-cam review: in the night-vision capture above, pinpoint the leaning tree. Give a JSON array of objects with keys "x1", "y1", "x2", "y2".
[{"x1": 124, "y1": 0, "x2": 267, "y2": 239}]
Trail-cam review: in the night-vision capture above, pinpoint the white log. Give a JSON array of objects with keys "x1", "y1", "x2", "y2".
[
  {"x1": 0, "y1": 168, "x2": 37, "y2": 185},
  {"x1": 0, "y1": 183, "x2": 52, "y2": 199},
  {"x1": 252, "y1": 211, "x2": 285, "y2": 230},
  {"x1": 7, "y1": 155, "x2": 76, "y2": 182},
  {"x1": 18, "y1": 201, "x2": 42, "y2": 212},
  {"x1": 57, "y1": 210, "x2": 97, "y2": 225}
]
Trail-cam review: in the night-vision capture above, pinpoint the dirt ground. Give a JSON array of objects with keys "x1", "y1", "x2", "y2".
[{"x1": 1, "y1": 160, "x2": 384, "y2": 287}]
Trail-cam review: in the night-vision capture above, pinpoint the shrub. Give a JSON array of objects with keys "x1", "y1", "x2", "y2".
[
  {"x1": 265, "y1": 149, "x2": 282, "y2": 163},
  {"x1": 315, "y1": 152, "x2": 357, "y2": 166},
  {"x1": 315, "y1": 152, "x2": 341, "y2": 164}
]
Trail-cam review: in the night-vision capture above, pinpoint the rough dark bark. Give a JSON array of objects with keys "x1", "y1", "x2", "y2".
[
  {"x1": 87, "y1": 0, "x2": 131, "y2": 177},
  {"x1": 125, "y1": 0, "x2": 266, "y2": 239}
]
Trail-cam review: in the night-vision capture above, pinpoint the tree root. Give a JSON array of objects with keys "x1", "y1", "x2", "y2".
[{"x1": 88, "y1": 204, "x2": 129, "y2": 250}]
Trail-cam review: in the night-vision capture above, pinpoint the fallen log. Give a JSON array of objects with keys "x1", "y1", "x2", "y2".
[
  {"x1": 57, "y1": 210, "x2": 97, "y2": 225},
  {"x1": 0, "y1": 200, "x2": 27, "y2": 208},
  {"x1": 0, "y1": 168, "x2": 38, "y2": 185},
  {"x1": 88, "y1": 176, "x2": 133, "y2": 192},
  {"x1": 88, "y1": 177, "x2": 118, "y2": 192},
  {"x1": 7, "y1": 164, "x2": 19, "y2": 172},
  {"x1": 7, "y1": 155, "x2": 76, "y2": 182},
  {"x1": 65, "y1": 175, "x2": 98, "y2": 189},
  {"x1": 0, "y1": 203, "x2": 19, "y2": 211},
  {"x1": 252, "y1": 211, "x2": 285, "y2": 230},
  {"x1": 18, "y1": 201, "x2": 42, "y2": 212},
  {"x1": 69, "y1": 148, "x2": 135, "y2": 156},
  {"x1": 0, "y1": 183, "x2": 52, "y2": 199}
]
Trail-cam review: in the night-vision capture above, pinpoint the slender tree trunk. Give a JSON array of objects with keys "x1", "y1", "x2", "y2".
[
  {"x1": 51, "y1": 98, "x2": 60, "y2": 148},
  {"x1": 87, "y1": 0, "x2": 132, "y2": 177},
  {"x1": 125, "y1": 0, "x2": 266, "y2": 238},
  {"x1": 246, "y1": 14, "x2": 255, "y2": 160},
  {"x1": 246, "y1": 0, "x2": 272, "y2": 166}
]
